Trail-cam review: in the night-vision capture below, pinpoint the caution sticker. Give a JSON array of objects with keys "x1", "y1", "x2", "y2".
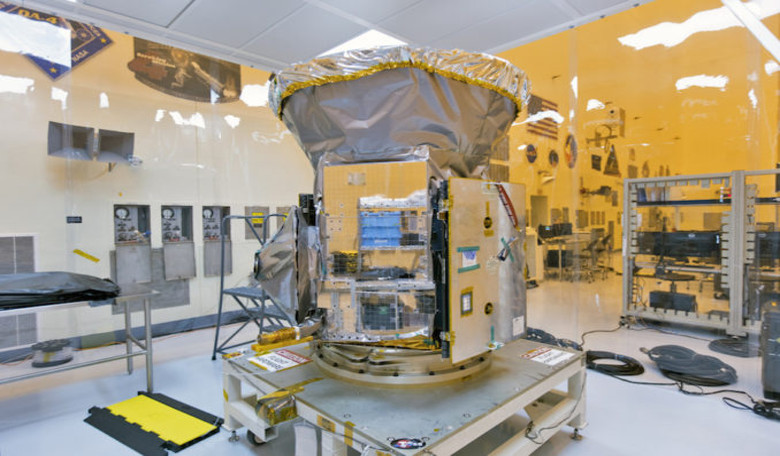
[
  {"x1": 248, "y1": 349, "x2": 311, "y2": 372},
  {"x1": 520, "y1": 347, "x2": 574, "y2": 366}
]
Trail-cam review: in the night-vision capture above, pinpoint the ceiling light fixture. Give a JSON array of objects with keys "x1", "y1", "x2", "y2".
[{"x1": 319, "y1": 29, "x2": 406, "y2": 56}]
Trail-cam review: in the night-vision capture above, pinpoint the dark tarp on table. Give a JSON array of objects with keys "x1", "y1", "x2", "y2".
[{"x1": 0, "y1": 272, "x2": 120, "y2": 309}]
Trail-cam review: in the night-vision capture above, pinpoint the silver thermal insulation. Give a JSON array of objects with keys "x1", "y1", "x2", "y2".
[
  {"x1": 254, "y1": 207, "x2": 317, "y2": 322},
  {"x1": 268, "y1": 46, "x2": 529, "y2": 178}
]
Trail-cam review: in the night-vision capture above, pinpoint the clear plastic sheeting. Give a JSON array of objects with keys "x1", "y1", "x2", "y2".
[{"x1": 269, "y1": 46, "x2": 529, "y2": 178}]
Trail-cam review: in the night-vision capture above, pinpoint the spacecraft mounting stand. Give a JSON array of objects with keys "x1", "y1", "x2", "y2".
[{"x1": 222, "y1": 339, "x2": 586, "y2": 455}]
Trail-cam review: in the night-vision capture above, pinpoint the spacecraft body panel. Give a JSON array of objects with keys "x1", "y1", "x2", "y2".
[
  {"x1": 318, "y1": 160, "x2": 435, "y2": 344},
  {"x1": 447, "y1": 178, "x2": 526, "y2": 363}
]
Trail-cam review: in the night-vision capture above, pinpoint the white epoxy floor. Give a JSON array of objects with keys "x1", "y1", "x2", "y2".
[{"x1": 0, "y1": 273, "x2": 778, "y2": 455}]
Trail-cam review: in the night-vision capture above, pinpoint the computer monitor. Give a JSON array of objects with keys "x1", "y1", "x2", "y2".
[
  {"x1": 636, "y1": 230, "x2": 721, "y2": 261},
  {"x1": 538, "y1": 225, "x2": 555, "y2": 239},
  {"x1": 663, "y1": 231, "x2": 721, "y2": 260},
  {"x1": 756, "y1": 231, "x2": 780, "y2": 264},
  {"x1": 553, "y1": 223, "x2": 573, "y2": 236},
  {"x1": 538, "y1": 223, "x2": 573, "y2": 238}
]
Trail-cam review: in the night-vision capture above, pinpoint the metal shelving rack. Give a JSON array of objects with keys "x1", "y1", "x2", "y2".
[{"x1": 622, "y1": 170, "x2": 762, "y2": 336}]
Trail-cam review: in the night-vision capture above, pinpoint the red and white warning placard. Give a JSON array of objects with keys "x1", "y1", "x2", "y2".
[
  {"x1": 248, "y1": 349, "x2": 311, "y2": 372},
  {"x1": 520, "y1": 347, "x2": 574, "y2": 366}
]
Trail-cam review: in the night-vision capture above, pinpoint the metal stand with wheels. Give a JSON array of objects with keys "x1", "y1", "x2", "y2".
[{"x1": 222, "y1": 339, "x2": 586, "y2": 455}]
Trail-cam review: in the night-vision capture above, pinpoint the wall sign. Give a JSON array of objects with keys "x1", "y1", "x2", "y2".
[
  {"x1": 0, "y1": 3, "x2": 113, "y2": 80},
  {"x1": 128, "y1": 38, "x2": 240, "y2": 103},
  {"x1": 390, "y1": 438, "x2": 426, "y2": 450},
  {"x1": 526, "y1": 94, "x2": 559, "y2": 140},
  {"x1": 526, "y1": 144, "x2": 538, "y2": 164},
  {"x1": 603, "y1": 145, "x2": 620, "y2": 177},
  {"x1": 548, "y1": 149, "x2": 559, "y2": 168},
  {"x1": 591, "y1": 154, "x2": 602, "y2": 171}
]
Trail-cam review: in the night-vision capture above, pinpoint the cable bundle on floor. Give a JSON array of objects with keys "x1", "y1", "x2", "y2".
[
  {"x1": 708, "y1": 337, "x2": 760, "y2": 358},
  {"x1": 644, "y1": 345, "x2": 737, "y2": 386},
  {"x1": 586, "y1": 350, "x2": 645, "y2": 376}
]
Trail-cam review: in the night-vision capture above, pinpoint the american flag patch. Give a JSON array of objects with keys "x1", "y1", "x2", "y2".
[{"x1": 526, "y1": 94, "x2": 559, "y2": 140}]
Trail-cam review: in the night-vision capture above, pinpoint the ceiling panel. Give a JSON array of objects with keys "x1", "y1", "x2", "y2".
[
  {"x1": 379, "y1": 0, "x2": 524, "y2": 45},
  {"x1": 20, "y1": 0, "x2": 655, "y2": 72},
  {"x1": 81, "y1": 0, "x2": 193, "y2": 27},
  {"x1": 242, "y1": 4, "x2": 366, "y2": 64},
  {"x1": 566, "y1": 0, "x2": 629, "y2": 16},
  {"x1": 170, "y1": 0, "x2": 305, "y2": 48},
  {"x1": 433, "y1": 0, "x2": 571, "y2": 52},
  {"x1": 20, "y1": 0, "x2": 79, "y2": 14},
  {"x1": 315, "y1": 0, "x2": 422, "y2": 23}
]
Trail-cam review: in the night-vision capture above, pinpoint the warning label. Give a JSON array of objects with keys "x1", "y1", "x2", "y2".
[
  {"x1": 512, "y1": 316, "x2": 525, "y2": 337},
  {"x1": 520, "y1": 347, "x2": 574, "y2": 366},
  {"x1": 249, "y1": 349, "x2": 311, "y2": 372}
]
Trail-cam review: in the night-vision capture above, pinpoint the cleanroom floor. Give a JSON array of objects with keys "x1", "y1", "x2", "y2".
[{"x1": 0, "y1": 273, "x2": 777, "y2": 456}]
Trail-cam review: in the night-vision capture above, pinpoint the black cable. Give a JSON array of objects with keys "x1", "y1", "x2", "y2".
[
  {"x1": 644, "y1": 345, "x2": 737, "y2": 386},
  {"x1": 586, "y1": 350, "x2": 644, "y2": 376},
  {"x1": 579, "y1": 325, "x2": 621, "y2": 346},
  {"x1": 629, "y1": 317, "x2": 712, "y2": 342},
  {"x1": 589, "y1": 346, "x2": 780, "y2": 421},
  {"x1": 525, "y1": 327, "x2": 582, "y2": 351},
  {"x1": 708, "y1": 337, "x2": 760, "y2": 358},
  {"x1": 598, "y1": 374, "x2": 678, "y2": 387},
  {"x1": 525, "y1": 376, "x2": 587, "y2": 444}
]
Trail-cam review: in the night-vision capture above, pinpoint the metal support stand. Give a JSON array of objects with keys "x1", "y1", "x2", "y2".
[{"x1": 222, "y1": 339, "x2": 586, "y2": 455}]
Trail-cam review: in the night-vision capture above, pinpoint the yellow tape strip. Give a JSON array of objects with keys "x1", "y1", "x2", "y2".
[
  {"x1": 285, "y1": 377, "x2": 323, "y2": 394},
  {"x1": 344, "y1": 420, "x2": 355, "y2": 447},
  {"x1": 251, "y1": 336, "x2": 313, "y2": 354},
  {"x1": 317, "y1": 415, "x2": 335, "y2": 433},
  {"x1": 73, "y1": 249, "x2": 99, "y2": 263}
]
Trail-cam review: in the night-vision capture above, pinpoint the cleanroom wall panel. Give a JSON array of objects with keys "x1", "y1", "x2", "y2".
[
  {"x1": 0, "y1": 15, "x2": 313, "y2": 341},
  {"x1": 499, "y1": 0, "x2": 779, "y2": 256}
]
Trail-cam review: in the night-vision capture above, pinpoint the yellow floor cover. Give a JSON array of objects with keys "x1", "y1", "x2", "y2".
[{"x1": 107, "y1": 395, "x2": 217, "y2": 446}]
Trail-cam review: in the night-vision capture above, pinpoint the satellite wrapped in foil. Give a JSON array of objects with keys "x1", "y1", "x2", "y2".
[{"x1": 258, "y1": 46, "x2": 529, "y2": 377}]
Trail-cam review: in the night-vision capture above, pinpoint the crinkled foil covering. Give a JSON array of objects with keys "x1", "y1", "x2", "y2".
[
  {"x1": 269, "y1": 46, "x2": 528, "y2": 116},
  {"x1": 269, "y1": 46, "x2": 529, "y2": 177},
  {"x1": 254, "y1": 207, "x2": 317, "y2": 323}
]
